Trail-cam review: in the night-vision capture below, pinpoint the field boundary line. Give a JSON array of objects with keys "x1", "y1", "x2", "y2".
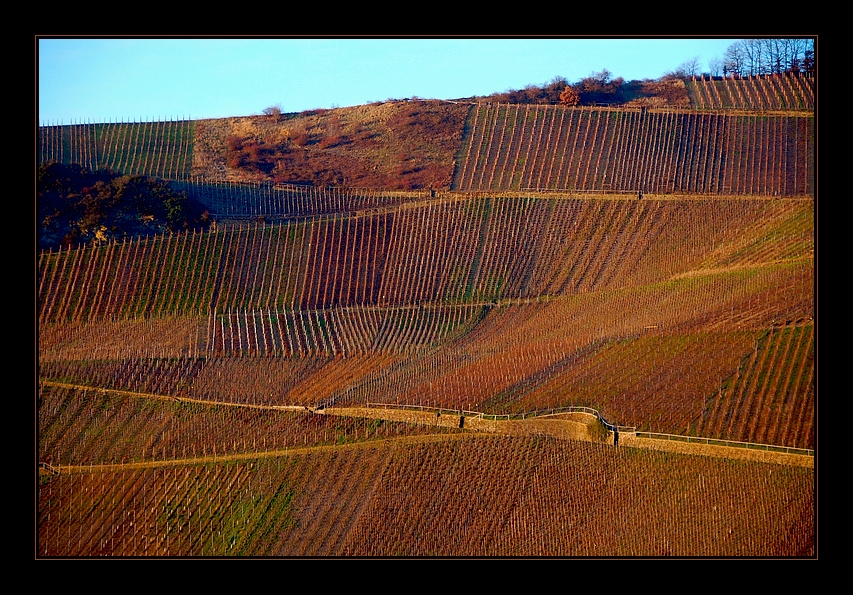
[
  {"x1": 39, "y1": 380, "x2": 308, "y2": 413},
  {"x1": 37, "y1": 433, "x2": 483, "y2": 475},
  {"x1": 39, "y1": 380, "x2": 813, "y2": 465},
  {"x1": 633, "y1": 431, "x2": 814, "y2": 457}
]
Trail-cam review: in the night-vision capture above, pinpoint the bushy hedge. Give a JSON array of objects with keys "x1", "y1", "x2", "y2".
[{"x1": 38, "y1": 161, "x2": 211, "y2": 250}]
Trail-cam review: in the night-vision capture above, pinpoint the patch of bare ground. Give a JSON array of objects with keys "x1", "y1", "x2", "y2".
[
  {"x1": 619, "y1": 434, "x2": 813, "y2": 468},
  {"x1": 188, "y1": 101, "x2": 469, "y2": 189},
  {"x1": 321, "y1": 407, "x2": 606, "y2": 442}
]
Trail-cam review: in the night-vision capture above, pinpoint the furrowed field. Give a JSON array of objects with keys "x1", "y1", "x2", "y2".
[{"x1": 37, "y1": 73, "x2": 816, "y2": 557}]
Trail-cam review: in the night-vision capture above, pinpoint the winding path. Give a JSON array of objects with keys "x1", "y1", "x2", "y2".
[{"x1": 38, "y1": 380, "x2": 814, "y2": 473}]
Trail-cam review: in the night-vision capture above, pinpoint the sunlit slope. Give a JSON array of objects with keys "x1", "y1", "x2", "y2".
[
  {"x1": 39, "y1": 273, "x2": 815, "y2": 449},
  {"x1": 452, "y1": 105, "x2": 813, "y2": 195},
  {"x1": 334, "y1": 260, "x2": 812, "y2": 447},
  {"x1": 684, "y1": 72, "x2": 814, "y2": 111},
  {"x1": 36, "y1": 74, "x2": 814, "y2": 195},
  {"x1": 39, "y1": 196, "x2": 813, "y2": 447},
  {"x1": 38, "y1": 435, "x2": 814, "y2": 557},
  {"x1": 38, "y1": 196, "x2": 813, "y2": 323}
]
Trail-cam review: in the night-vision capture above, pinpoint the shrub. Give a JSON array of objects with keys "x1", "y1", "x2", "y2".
[
  {"x1": 559, "y1": 86, "x2": 580, "y2": 106},
  {"x1": 37, "y1": 161, "x2": 210, "y2": 249},
  {"x1": 262, "y1": 104, "x2": 283, "y2": 121},
  {"x1": 319, "y1": 134, "x2": 349, "y2": 149},
  {"x1": 291, "y1": 131, "x2": 311, "y2": 147}
]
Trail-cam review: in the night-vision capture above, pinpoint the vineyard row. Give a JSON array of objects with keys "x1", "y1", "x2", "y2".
[
  {"x1": 39, "y1": 260, "x2": 814, "y2": 448},
  {"x1": 205, "y1": 303, "x2": 489, "y2": 357},
  {"x1": 167, "y1": 179, "x2": 436, "y2": 220},
  {"x1": 685, "y1": 72, "x2": 815, "y2": 111},
  {"x1": 38, "y1": 120, "x2": 196, "y2": 180},
  {"x1": 38, "y1": 196, "x2": 814, "y2": 324},
  {"x1": 37, "y1": 430, "x2": 814, "y2": 556},
  {"x1": 39, "y1": 295, "x2": 814, "y2": 451},
  {"x1": 452, "y1": 105, "x2": 813, "y2": 196}
]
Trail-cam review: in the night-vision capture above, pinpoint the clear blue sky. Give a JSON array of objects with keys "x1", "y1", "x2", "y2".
[{"x1": 37, "y1": 36, "x2": 745, "y2": 124}]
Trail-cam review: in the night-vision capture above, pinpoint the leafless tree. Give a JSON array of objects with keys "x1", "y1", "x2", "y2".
[
  {"x1": 262, "y1": 104, "x2": 283, "y2": 121},
  {"x1": 722, "y1": 38, "x2": 815, "y2": 76},
  {"x1": 667, "y1": 56, "x2": 702, "y2": 79},
  {"x1": 708, "y1": 57, "x2": 724, "y2": 77}
]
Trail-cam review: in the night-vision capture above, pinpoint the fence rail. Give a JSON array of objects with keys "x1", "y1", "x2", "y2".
[
  {"x1": 634, "y1": 431, "x2": 814, "y2": 457},
  {"x1": 363, "y1": 402, "x2": 812, "y2": 456},
  {"x1": 39, "y1": 461, "x2": 60, "y2": 475},
  {"x1": 364, "y1": 402, "x2": 635, "y2": 432}
]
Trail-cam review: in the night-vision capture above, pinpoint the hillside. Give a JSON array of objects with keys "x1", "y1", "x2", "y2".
[
  {"x1": 38, "y1": 428, "x2": 813, "y2": 557},
  {"x1": 38, "y1": 100, "x2": 470, "y2": 192},
  {"x1": 36, "y1": 71, "x2": 816, "y2": 557},
  {"x1": 37, "y1": 72, "x2": 814, "y2": 196},
  {"x1": 37, "y1": 196, "x2": 815, "y2": 447}
]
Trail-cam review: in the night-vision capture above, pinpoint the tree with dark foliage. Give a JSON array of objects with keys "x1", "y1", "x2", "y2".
[
  {"x1": 38, "y1": 161, "x2": 211, "y2": 250},
  {"x1": 576, "y1": 69, "x2": 625, "y2": 105}
]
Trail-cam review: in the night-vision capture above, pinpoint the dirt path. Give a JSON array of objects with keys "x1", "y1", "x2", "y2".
[
  {"x1": 617, "y1": 434, "x2": 813, "y2": 468},
  {"x1": 38, "y1": 381, "x2": 814, "y2": 472},
  {"x1": 38, "y1": 433, "x2": 482, "y2": 476}
]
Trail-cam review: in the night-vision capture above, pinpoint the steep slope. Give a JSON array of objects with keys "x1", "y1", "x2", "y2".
[
  {"x1": 36, "y1": 73, "x2": 816, "y2": 557},
  {"x1": 452, "y1": 105, "x2": 813, "y2": 195},
  {"x1": 38, "y1": 434, "x2": 814, "y2": 557},
  {"x1": 38, "y1": 196, "x2": 814, "y2": 448}
]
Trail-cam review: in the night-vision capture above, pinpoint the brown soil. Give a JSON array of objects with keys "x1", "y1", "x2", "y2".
[{"x1": 190, "y1": 100, "x2": 470, "y2": 190}]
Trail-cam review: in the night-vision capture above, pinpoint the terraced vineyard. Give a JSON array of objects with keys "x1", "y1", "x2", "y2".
[
  {"x1": 38, "y1": 197, "x2": 815, "y2": 455},
  {"x1": 452, "y1": 105, "x2": 813, "y2": 195},
  {"x1": 166, "y1": 179, "x2": 434, "y2": 221},
  {"x1": 37, "y1": 72, "x2": 816, "y2": 557},
  {"x1": 38, "y1": 120, "x2": 196, "y2": 180},
  {"x1": 38, "y1": 196, "x2": 813, "y2": 319},
  {"x1": 685, "y1": 72, "x2": 815, "y2": 111},
  {"x1": 38, "y1": 429, "x2": 813, "y2": 557}
]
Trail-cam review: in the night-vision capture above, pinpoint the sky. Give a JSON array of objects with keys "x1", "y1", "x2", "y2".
[{"x1": 37, "y1": 36, "x2": 746, "y2": 125}]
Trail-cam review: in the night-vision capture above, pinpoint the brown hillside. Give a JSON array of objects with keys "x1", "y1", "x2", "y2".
[
  {"x1": 190, "y1": 100, "x2": 469, "y2": 190},
  {"x1": 38, "y1": 197, "x2": 814, "y2": 448}
]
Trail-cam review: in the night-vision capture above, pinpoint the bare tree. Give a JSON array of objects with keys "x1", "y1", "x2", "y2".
[
  {"x1": 722, "y1": 38, "x2": 815, "y2": 77},
  {"x1": 783, "y1": 38, "x2": 815, "y2": 72},
  {"x1": 262, "y1": 104, "x2": 283, "y2": 121},
  {"x1": 708, "y1": 57, "x2": 724, "y2": 77},
  {"x1": 723, "y1": 42, "x2": 747, "y2": 76},
  {"x1": 671, "y1": 56, "x2": 701, "y2": 78},
  {"x1": 682, "y1": 56, "x2": 702, "y2": 77}
]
